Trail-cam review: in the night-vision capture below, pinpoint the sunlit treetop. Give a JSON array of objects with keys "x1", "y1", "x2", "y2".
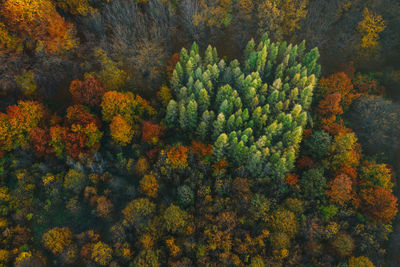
[{"x1": 1, "y1": 0, "x2": 78, "y2": 54}]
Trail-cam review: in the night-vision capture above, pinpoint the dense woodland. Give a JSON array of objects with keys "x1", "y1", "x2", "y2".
[{"x1": 0, "y1": 0, "x2": 400, "y2": 266}]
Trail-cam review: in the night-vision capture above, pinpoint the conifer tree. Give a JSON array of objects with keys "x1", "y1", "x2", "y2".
[{"x1": 165, "y1": 34, "x2": 320, "y2": 181}]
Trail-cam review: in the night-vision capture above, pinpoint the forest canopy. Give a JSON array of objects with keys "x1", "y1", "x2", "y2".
[{"x1": 0, "y1": 0, "x2": 399, "y2": 266}]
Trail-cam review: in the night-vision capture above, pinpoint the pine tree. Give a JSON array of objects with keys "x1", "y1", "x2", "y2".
[
  {"x1": 213, "y1": 133, "x2": 228, "y2": 161},
  {"x1": 165, "y1": 35, "x2": 320, "y2": 181}
]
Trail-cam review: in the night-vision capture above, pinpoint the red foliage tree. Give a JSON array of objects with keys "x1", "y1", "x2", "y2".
[
  {"x1": 353, "y1": 73, "x2": 385, "y2": 95},
  {"x1": 64, "y1": 130, "x2": 88, "y2": 159},
  {"x1": 190, "y1": 141, "x2": 213, "y2": 157},
  {"x1": 141, "y1": 121, "x2": 163, "y2": 145},
  {"x1": 285, "y1": 173, "x2": 299, "y2": 186},
  {"x1": 30, "y1": 127, "x2": 53, "y2": 157},
  {"x1": 296, "y1": 155, "x2": 314, "y2": 169},
  {"x1": 69, "y1": 76, "x2": 105, "y2": 107}
]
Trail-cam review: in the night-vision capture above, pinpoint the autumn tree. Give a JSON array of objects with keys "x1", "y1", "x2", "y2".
[
  {"x1": 326, "y1": 173, "x2": 352, "y2": 206},
  {"x1": 91, "y1": 241, "x2": 113, "y2": 266},
  {"x1": 96, "y1": 196, "x2": 113, "y2": 217},
  {"x1": 358, "y1": 8, "x2": 386, "y2": 56},
  {"x1": 257, "y1": 0, "x2": 308, "y2": 41},
  {"x1": 360, "y1": 161, "x2": 393, "y2": 190},
  {"x1": 317, "y1": 93, "x2": 343, "y2": 118},
  {"x1": 55, "y1": 0, "x2": 97, "y2": 16},
  {"x1": 158, "y1": 85, "x2": 172, "y2": 107},
  {"x1": 359, "y1": 186, "x2": 398, "y2": 223},
  {"x1": 122, "y1": 198, "x2": 155, "y2": 229},
  {"x1": 139, "y1": 174, "x2": 159, "y2": 198},
  {"x1": 42, "y1": 227, "x2": 73, "y2": 255},
  {"x1": 0, "y1": 100, "x2": 45, "y2": 151},
  {"x1": 30, "y1": 127, "x2": 53, "y2": 157},
  {"x1": 348, "y1": 256, "x2": 375, "y2": 267},
  {"x1": 1, "y1": 0, "x2": 78, "y2": 53},
  {"x1": 15, "y1": 71, "x2": 37, "y2": 95},
  {"x1": 329, "y1": 132, "x2": 361, "y2": 173},
  {"x1": 141, "y1": 121, "x2": 163, "y2": 145},
  {"x1": 166, "y1": 146, "x2": 189, "y2": 169},
  {"x1": 133, "y1": 249, "x2": 160, "y2": 267},
  {"x1": 64, "y1": 169, "x2": 87, "y2": 194},
  {"x1": 69, "y1": 75, "x2": 105, "y2": 107},
  {"x1": 110, "y1": 115, "x2": 134, "y2": 146},
  {"x1": 94, "y1": 48, "x2": 129, "y2": 91},
  {"x1": 163, "y1": 204, "x2": 189, "y2": 234},
  {"x1": 331, "y1": 233, "x2": 354, "y2": 258},
  {"x1": 317, "y1": 72, "x2": 358, "y2": 108},
  {"x1": 270, "y1": 208, "x2": 298, "y2": 238}
]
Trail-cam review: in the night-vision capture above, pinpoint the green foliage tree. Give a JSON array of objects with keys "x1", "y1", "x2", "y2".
[
  {"x1": 300, "y1": 168, "x2": 326, "y2": 200},
  {"x1": 303, "y1": 130, "x2": 332, "y2": 159},
  {"x1": 165, "y1": 34, "x2": 320, "y2": 180}
]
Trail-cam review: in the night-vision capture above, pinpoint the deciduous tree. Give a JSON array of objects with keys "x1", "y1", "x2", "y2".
[{"x1": 326, "y1": 173, "x2": 352, "y2": 206}]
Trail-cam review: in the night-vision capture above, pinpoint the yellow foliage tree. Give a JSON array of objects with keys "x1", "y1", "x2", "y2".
[
  {"x1": 166, "y1": 237, "x2": 180, "y2": 257},
  {"x1": 15, "y1": 71, "x2": 37, "y2": 95},
  {"x1": 358, "y1": 8, "x2": 386, "y2": 55},
  {"x1": 56, "y1": 0, "x2": 97, "y2": 16},
  {"x1": 42, "y1": 227, "x2": 73, "y2": 255},
  {"x1": 257, "y1": 0, "x2": 308, "y2": 41},
  {"x1": 94, "y1": 48, "x2": 129, "y2": 91},
  {"x1": 110, "y1": 115, "x2": 134, "y2": 146},
  {"x1": 91, "y1": 242, "x2": 113, "y2": 266},
  {"x1": 348, "y1": 256, "x2": 375, "y2": 267}
]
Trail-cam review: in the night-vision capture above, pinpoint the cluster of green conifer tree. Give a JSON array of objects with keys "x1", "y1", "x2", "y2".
[{"x1": 165, "y1": 33, "x2": 320, "y2": 180}]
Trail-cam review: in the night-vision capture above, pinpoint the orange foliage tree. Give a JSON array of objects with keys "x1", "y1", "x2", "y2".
[
  {"x1": 69, "y1": 76, "x2": 105, "y2": 107},
  {"x1": 101, "y1": 91, "x2": 155, "y2": 146},
  {"x1": 166, "y1": 146, "x2": 189, "y2": 169},
  {"x1": 318, "y1": 72, "x2": 359, "y2": 108},
  {"x1": 326, "y1": 173, "x2": 352, "y2": 206},
  {"x1": 359, "y1": 186, "x2": 398, "y2": 223},
  {"x1": 42, "y1": 227, "x2": 73, "y2": 255},
  {"x1": 0, "y1": 100, "x2": 45, "y2": 151},
  {"x1": 317, "y1": 93, "x2": 343, "y2": 118},
  {"x1": 1, "y1": 0, "x2": 77, "y2": 54},
  {"x1": 139, "y1": 174, "x2": 159, "y2": 198},
  {"x1": 317, "y1": 92, "x2": 346, "y2": 135},
  {"x1": 96, "y1": 196, "x2": 113, "y2": 218}
]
